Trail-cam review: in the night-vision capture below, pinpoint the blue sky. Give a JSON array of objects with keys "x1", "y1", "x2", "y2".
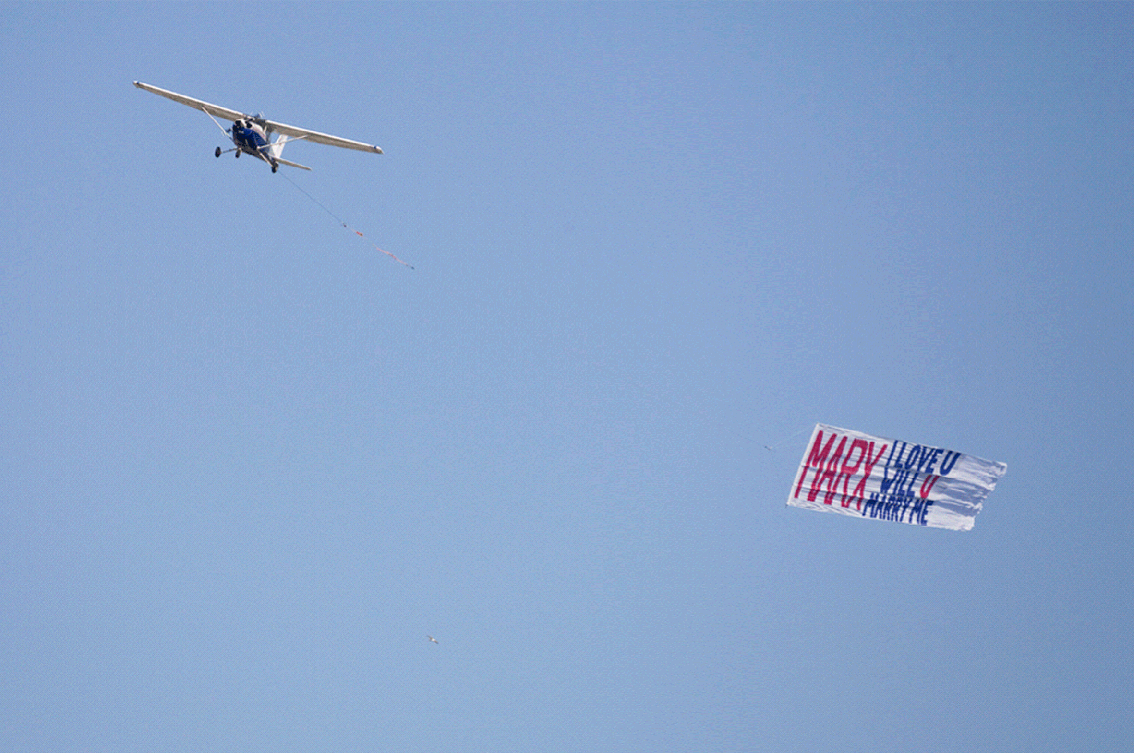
[{"x1": 2, "y1": 3, "x2": 1132, "y2": 752}]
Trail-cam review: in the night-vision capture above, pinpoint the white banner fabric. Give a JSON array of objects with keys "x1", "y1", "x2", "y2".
[{"x1": 787, "y1": 424, "x2": 1006, "y2": 531}]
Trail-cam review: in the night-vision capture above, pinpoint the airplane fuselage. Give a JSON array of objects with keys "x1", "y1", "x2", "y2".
[{"x1": 230, "y1": 118, "x2": 278, "y2": 169}]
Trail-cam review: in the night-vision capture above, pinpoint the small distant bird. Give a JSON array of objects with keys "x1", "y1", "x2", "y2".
[{"x1": 428, "y1": 635, "x2": 439, "y2": 644}]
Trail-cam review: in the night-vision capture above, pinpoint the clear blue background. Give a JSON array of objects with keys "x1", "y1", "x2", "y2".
[{"x1": 2, "y1": 3, "x2": 1132, "y2": 751}]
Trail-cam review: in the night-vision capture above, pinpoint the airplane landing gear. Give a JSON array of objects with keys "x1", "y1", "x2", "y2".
[{"x1": 215, "y1": 147, "x2": 222, "y2": 158}]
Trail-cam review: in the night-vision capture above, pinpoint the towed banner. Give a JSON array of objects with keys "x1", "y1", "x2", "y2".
[{"x1": 788, "y1": 424, "x2": 1006, "y2": 531}]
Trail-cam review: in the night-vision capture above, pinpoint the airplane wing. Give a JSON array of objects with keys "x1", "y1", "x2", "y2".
[
  {"x1": 133, "y1": 81, "x2": 244, "y2": 123},
  {"x1": 135, "y1": 80, "x2": 383, "y2": 155},
  {"x1": 264, "y1": 118, "x2": 383, "y2": 154}
]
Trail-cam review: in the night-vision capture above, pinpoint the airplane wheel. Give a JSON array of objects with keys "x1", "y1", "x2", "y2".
[
  {"x1": 235, "y1": 151, "x2": 239, "y2": 158},
  {"x1": 272, "y1": 164, "x2": 278, "y2": 173},
  {"x1": 215, "y1": 147, "x2": 221, "y2": 158}
]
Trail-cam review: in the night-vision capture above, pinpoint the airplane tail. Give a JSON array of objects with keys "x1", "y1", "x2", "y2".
[
  {"x1": 268, "y1": 135, "x2": 312, "y2": 171},
  {"x1": 277, "y1": 157, "x2": 312, "y2": 171},
  {"x1": 269, "y1": 135, "x2": 289, "y2": 160}
]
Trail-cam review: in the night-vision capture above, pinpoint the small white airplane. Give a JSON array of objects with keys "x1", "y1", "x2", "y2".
[{"x1": 133, "y1": 81, "x2": 382, "y2": 173}]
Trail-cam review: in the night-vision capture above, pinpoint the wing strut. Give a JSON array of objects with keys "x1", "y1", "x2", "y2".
[{"x1": 204, "y1": 110, "x2": 231, "y2": 137}]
